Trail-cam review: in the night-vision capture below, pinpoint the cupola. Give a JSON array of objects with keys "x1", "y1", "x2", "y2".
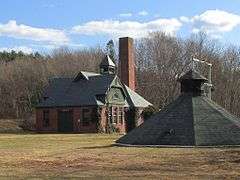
[
  {"x1": 178, "y1": 70, "x2": 208, "y2": 96},
  {"x1": 100, "y1": 55, "x2": 116, "y2": 74}
]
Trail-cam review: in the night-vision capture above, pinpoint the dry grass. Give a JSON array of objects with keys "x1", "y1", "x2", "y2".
[
  {"x1": 0, "y1": 119, "x2": 23, "y2": 133},
  {"x1": 0, "y1": 134, "x2": 239, "y2": 179}
]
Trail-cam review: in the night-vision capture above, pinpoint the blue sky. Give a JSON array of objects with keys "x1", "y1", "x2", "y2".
[{"x1": 0, "y1": 0, "x2": 240, "y2": 54}]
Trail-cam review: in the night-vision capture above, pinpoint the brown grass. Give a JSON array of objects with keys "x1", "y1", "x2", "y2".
[
  {"x1": 0, "y1": 119, "x2": 23, "y2": 133},
  {"x1": 0, "y1": 134, "x2": 239, "y2": 179}
]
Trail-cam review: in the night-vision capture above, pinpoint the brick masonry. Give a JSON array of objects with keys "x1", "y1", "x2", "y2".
[
  {"x1": 119, "y1": 37, "x2": 136, "y2": 91},
  {"x1": 36, "y1": 106, "x2": 128, "y2": 133}
]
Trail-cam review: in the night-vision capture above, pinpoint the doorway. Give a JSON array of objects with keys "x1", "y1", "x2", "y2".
[{"x1": 58, "y1": 110, "x2": 73, "y2": 132}]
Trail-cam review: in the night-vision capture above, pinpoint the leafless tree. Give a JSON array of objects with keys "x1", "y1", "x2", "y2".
[{"x1": 0, "y1": 32, "x2": 240, "y2": 119}]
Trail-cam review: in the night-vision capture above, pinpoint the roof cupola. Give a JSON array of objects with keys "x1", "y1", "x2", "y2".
[
  {"x1": 178, "y1": 70, "x2": 208, "y2": 96},
  {"x1": 100, "y1": 55, "x2": 116, "y2": 74}
]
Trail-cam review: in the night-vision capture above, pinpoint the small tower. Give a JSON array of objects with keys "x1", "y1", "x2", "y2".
[
  {"x1": 178, "y1": 70, "x2": 208, "y2": 96},
  {"x1": 100, "y1": 55, "x2": 116, "y2": 74}
]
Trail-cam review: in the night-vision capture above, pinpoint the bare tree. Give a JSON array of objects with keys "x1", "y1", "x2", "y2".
[
  {"x1": 135, "y1": 32, "x2": 240, "y2": 117},
  {"x1": 0, "y1": 47, "x2": 104, "y2": 118}
]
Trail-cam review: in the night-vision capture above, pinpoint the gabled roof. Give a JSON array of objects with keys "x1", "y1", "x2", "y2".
[
  {"x1": 37, "y1": 71, "x2": 151, "y2": 108},
  {"x1": 100, "y1": 55, "x2": 116, "y2": 67},
  {"x1": 73, "y1": 71, "x2": 100, "y2": 81},
  {"x1": 37, "y1": 73, "x2": 115, "y2": 107},
  {"x1": 124, "y1": 85, "x2": 152, "y2": 108}
]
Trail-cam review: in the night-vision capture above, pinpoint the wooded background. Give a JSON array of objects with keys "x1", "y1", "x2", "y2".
[{"x1": 0, "y1": 32, "x2": 240, "y2": 119}]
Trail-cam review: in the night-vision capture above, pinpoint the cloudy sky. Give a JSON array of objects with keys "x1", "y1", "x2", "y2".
[{"x1": 0, "y1": 0, "x2": 240, "y2": 53}]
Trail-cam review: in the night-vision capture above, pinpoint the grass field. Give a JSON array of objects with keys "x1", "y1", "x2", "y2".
[{"x1": 0, "y1": 134, "x2": 240, "y2": 179}]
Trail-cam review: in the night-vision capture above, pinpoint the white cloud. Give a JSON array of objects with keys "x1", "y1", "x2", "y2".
[
  {"x1": 119, "y1": 13, "x2": 133, "y2": 17},
  {"x1": 0, "y1": 46, "x2": 33, "y2": 54},
  {"x1": 138, "y1": 10, "x2": 148, "y2": 16},
  {"x1": 191, "y1": 10, "x2": 240, "y2": 37},
  {"x1": 0, "y1": 20, "x2": 69, "y2": 44},
  {"x1": 30, "y1": 42, "x2": 86, "y2": 50},
  {"x1": 72, "y1": 18, "x2": 182, "y2": 38},
  {"x1": 179, "y1": 16, "x2": 190, "y2": 23}
]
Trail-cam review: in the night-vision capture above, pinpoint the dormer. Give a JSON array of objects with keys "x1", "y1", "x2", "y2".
[{"x1": 73, "y1": 71, "x2": 100, "y2": 82}]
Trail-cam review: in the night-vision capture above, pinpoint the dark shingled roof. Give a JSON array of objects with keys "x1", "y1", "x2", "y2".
[
  {"x1": 178, "y1": 69, "x2": 208, "y2": 82},
  {"x1": 37, "y1": 73, "x2": 114, "y2": 107},
  {"x1": 116, "y1": 70, "x2": 240, "y2": 146},
  {"x1": 37, "y1": 71, "x2": 151, "y2": 108}
]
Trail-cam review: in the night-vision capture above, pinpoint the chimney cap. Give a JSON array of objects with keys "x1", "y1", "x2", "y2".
[{"x1": 119, "y1": 37, "x2": 133, "y2": 40}]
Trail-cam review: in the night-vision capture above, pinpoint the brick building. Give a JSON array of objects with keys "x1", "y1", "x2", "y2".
[{"x1": 35, "y1": 37, "x2": 152, "y2": 133}]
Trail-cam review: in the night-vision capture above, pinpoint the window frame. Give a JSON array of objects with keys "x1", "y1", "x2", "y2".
[
  {"x1": 118, "y1": 107, "x2": 124, "y2": 124},
  {"x1": 43, "y1": 110, "x2": 50, "y2": 127},
  {"x1": 112, "y1": 107, "x2": 118, "y2": 124},
  {"x1": 82, "y1": 108, "x2": 91, "y2": 126}
]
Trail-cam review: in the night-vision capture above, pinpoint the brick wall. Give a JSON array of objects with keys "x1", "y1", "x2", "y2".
[
  {"x1": 36, "y1": 108, "x2": 58, "y2": 132},
  {"x1": 72, "y1": 107, "x2": 97, "y2": 133},
  {"x1": 99, "y1": 106, "x2": 107, "y2": 132},
  {"x1": 36, "y1": 106, "x2": 97, "y2": 133},
  {"x1": 36, "y1": 105, "x2": 128, "y2": 133},
  {"x1": 102, "y1": 106, "x2": 126, "y2": 133},
  {"x1": 119, "y1": 37, "x2": 136, "y2": 91},
  {"x1": 36, "y1": 106, "x2": 129, "y2": 133}
]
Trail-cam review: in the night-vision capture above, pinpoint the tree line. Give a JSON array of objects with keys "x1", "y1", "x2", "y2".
[
  {"x1": 0, "y1": 32, "x2": 240, "y2": 119},
  {"x1": 136, "y1": 32, "x2": 240, "y2": 117}
]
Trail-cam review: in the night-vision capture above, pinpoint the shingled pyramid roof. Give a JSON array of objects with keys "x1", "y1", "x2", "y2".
[{"x1": 116, "y1": 70, "x2": 240, "y2": 146}]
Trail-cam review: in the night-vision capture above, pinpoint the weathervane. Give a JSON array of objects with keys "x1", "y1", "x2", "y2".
[{"x1": 192, "y1": 56, "x2": 213, "y2": 99}]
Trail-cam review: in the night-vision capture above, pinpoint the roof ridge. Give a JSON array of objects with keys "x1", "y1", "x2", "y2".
[
  {"x1": 202, "y1": 96, "x2": 240, "y2": 126},
  {"x1": 80, "y1": 71, "x2": 100, "y2": 75}
]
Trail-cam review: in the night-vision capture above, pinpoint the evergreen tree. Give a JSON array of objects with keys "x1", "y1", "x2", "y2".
[
  {"x1": 106, "y1": 40, "x2": 116, "y2": 63},
  {"x1": 0, "y1": 50, "x2": 43, "y2": 62}
]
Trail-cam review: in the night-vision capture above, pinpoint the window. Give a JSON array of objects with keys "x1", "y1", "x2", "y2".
[
  {"x1": 112, "y1": 107, "x2": 118, "y2": 124},
  {"x1": 113, "y1": 93, "x2": 119, "y2": 100},
  {"x1": 109, "y1": 107, "x2": 113, "y2": 124},
  {"x1": 82, "y1": 109, "x2": 91, "y2": 126},
  {"x1": 118, "y1": 107, "x2": 124, "y2": 124},
  {"x1": 96, "y1": 94, "x2": 105, "y2": 103},
  {"x1": 43, "y1": 110, "x2": 50, "y2": 127}
]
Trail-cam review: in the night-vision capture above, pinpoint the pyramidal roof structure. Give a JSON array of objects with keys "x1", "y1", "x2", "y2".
[
  {"x1": 116, "y1": 70, "x2": 240, "y2": 146},
  {"x1": 100, "y1": 55, "x2": 116, "y2": 67}
]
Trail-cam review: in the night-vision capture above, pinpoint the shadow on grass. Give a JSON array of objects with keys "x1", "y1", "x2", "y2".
[{"x1": 78, "y1": 144, "x2": 114, "y2": 149}]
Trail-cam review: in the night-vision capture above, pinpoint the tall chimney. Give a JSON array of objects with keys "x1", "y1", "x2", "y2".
[{"x1": 119, "y1": 37, "x2": 136, "y2": 91}]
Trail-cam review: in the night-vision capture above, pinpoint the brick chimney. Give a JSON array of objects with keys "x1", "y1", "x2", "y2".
[{"x1": 119, "y1": 37, "x2": 136, "y2": 91}]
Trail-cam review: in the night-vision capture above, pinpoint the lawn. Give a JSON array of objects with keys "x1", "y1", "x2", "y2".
[{"x1": 0, "y1": 134, "x2": 239, "y2": 179}]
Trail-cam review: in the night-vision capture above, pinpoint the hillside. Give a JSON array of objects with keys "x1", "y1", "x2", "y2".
[{"x1": 0, "y1": 119, "x2": 24, "y2": 133}]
